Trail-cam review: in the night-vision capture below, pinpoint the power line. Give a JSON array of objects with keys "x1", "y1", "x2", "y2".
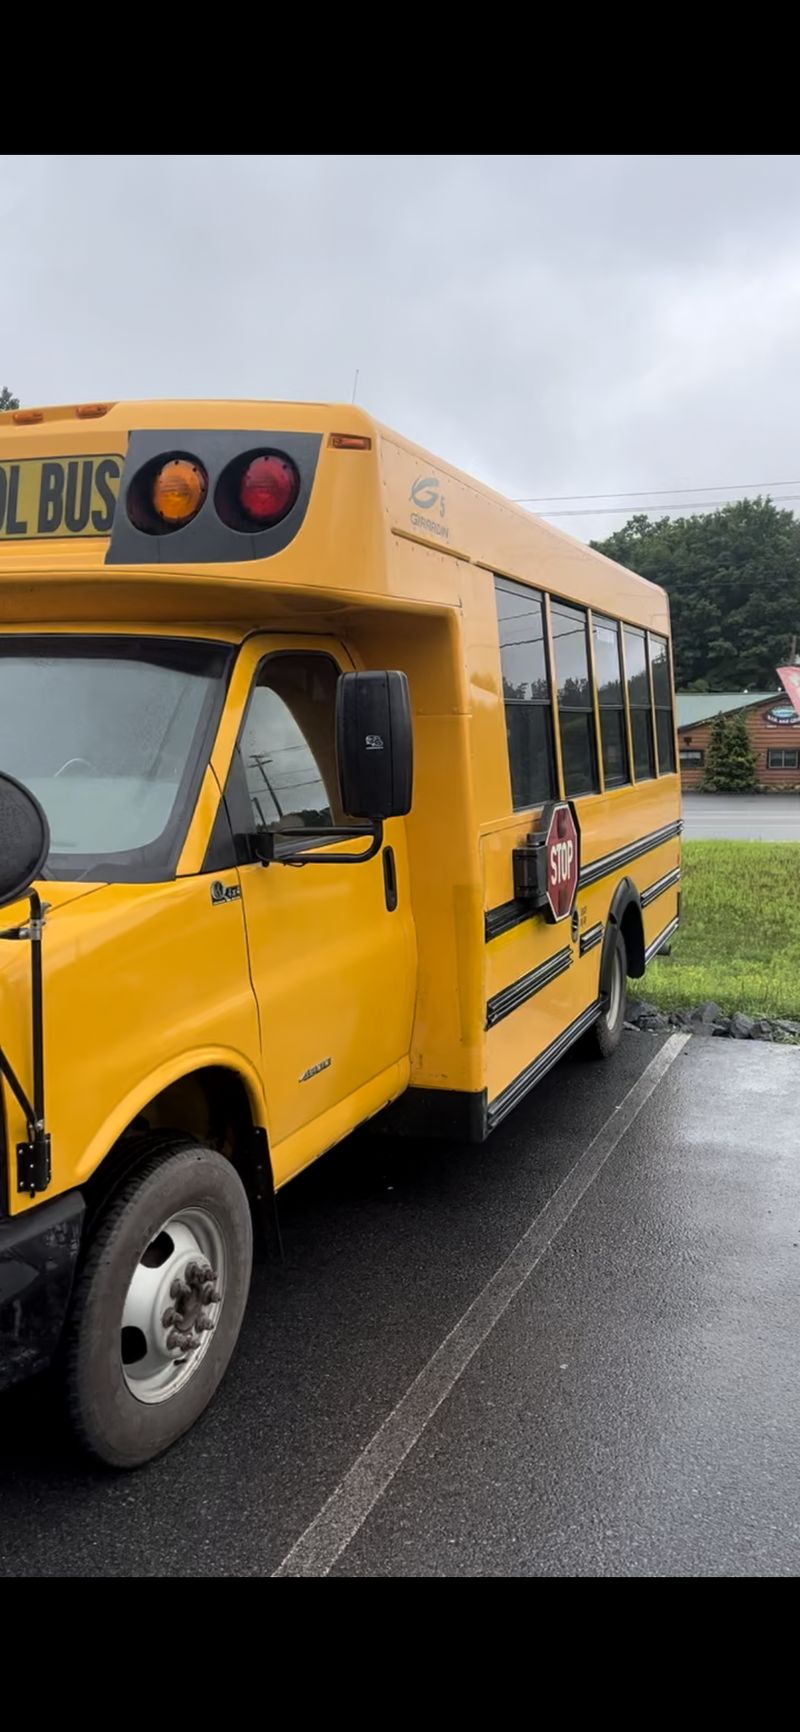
[
  {"x1": 540, "y1": 495, "x2": 800, "y2": 519},
  {"x1": 513, "y1": 479, "x2": 800, "y2": 504}
]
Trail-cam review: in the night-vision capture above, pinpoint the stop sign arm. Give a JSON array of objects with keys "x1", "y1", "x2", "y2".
[
  {"x1": 513, "y1": 800, "x2": 581, "y2": 925},
  {"x1": 513, "y1": 829, "x2": 550, "y2": 904}
]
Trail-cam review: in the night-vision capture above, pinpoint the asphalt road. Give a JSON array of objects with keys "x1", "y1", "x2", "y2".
[
  {"x1": 682, "y1": 792, "x2": 800, "y2": 840},
  {"x1": 1, "y1": 1032, "x2": 799, "y2": 1577}
]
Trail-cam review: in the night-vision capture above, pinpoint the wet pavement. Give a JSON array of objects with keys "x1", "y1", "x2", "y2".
[
  {"x1": 1, "y1": 1033, "x2": 798, "y2": 1576},
  {"x1": 682, "y1": 792, "x2": 800, "y2": 840}
]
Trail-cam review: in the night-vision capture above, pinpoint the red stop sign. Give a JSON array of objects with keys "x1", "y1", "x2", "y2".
[{"x1": 544, "y1": 802, "x2": 579, "y2": 922}]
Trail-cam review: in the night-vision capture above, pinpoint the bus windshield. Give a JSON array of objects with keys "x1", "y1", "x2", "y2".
[{"x1": 0, "y1": 636, "x2": 231, "y2": 881}]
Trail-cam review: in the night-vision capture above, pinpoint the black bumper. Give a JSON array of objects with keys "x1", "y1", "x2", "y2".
[{"x1": 0, "y1": 1191, "x2": 84, "y2": 1393}]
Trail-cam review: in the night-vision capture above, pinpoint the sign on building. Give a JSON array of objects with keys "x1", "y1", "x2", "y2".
[{"x1": 776, "y1": 666, "x2": 800, "y2": 719}]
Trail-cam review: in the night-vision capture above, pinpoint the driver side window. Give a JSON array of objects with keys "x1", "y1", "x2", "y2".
[{"x1": 239, "y1": 654, "x2": 342, "y2": 832}]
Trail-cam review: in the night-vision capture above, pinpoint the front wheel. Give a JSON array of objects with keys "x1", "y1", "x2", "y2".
[
  {"x1": 585, "y1": 927, "x2": 628, "y2": 1060},
  {"x1": 63, "y1": 1138, "x2": 253, "y2": 1468}
]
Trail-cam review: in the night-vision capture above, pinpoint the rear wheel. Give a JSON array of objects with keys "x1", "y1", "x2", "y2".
[
  {"x1": 585, "y1": 927, "x2": 627, "y2": 1060},
  {"x1": 63, "y1": 1138, "x2": 252, "y2": 1468}
]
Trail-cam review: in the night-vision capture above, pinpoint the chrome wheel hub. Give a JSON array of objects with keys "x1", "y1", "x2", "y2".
[{"x1": 120, "y1": 1207, "x2": 226, "y2": 1405}]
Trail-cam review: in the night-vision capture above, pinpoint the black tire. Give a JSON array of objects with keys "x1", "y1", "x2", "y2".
[
  {"x1": 585, "y1": 927, "x2": 628, "y2": 1060},
  {"x1": 63, "y1": 1137, "x2": 252, "y2": 1469}
]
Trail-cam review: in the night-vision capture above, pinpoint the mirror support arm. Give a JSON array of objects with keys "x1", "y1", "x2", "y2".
[
  {"x1": 0, "y1": 888, "x2": 51, "y2": 1198},
  {"x1": 0, "y1": 1046, "x2": 34, "y2": 1125},
  {"x1": 254, "y1": 817, "x2": 385, "y2": 868}
]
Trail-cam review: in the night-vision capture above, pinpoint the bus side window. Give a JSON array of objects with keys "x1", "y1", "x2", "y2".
[
  {"x1": 494, "y1": 577, "x2": 556, "y2": 810},
  {"x1": 649, "y1": 634, "x2": 676, "y2": 774},
  {"x1": 623, "y1": 627, "x2": 656, "y2": 781},
  {"x1": 592, "y1": 615, "x2": 630, "y2": 788},
  {"x1": 550, "y1": 600, "x2": 599, "y2": 797}
]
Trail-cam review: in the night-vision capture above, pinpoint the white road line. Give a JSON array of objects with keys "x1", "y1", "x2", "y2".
[
  {"x1": 687, "y1": 820, "x2": 797, "y2": 827},
  {"x1": 273, "y1": 1032, "x2": 690, "y2": 1577}
]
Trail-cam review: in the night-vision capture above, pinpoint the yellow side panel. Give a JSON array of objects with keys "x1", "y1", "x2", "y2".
[
  {"x1": 642, "y1": 881, "x2": 681, "y2": 950},
  {"x1": 240, "y1": 821, "x2": 417, "y2": 1182},
  {"x1": 345, "y1": 581, "x2": 485, "y2": 1096},
  {"x1": 486, "y1": 968, "x2": 579, "y2": 1105},
  {"x1": 272, "y1": 1059, "x2": 410, "y2": 1191},
  {"x1": 482, "y1": 823, "x2": 682, "y2": 1108},
  {"x1": 6, "y1": 876, "x2": 262, "y2": 1215},
  {"x1": 377, "y1": 430, "x2": 671, "y2": 633}
]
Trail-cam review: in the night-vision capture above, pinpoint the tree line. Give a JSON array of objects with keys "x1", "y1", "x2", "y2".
[{"x1": 592, "y1": 498, "x2": 799, "y2": 693}]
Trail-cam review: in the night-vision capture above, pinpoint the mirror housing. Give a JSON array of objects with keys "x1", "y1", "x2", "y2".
[
  {"x1": 336, "y1": 671, "x2": 413, "y2": 820},
  {"x1": 0, "y1": 772, "x2": 50, "y2": 908},
  {"x1": 253, "y1": 670, "x2": 413, "y2": 869}
]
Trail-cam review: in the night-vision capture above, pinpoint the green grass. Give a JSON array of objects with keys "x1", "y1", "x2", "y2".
[{"x1": 637, "y1": 841, "x2": 800, "y2": 1019}]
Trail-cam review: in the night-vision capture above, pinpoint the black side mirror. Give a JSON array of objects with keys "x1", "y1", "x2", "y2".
[
  {"x1": 0, "y1": 772, "x2": 50, "y2": 909},
  {"x1": 336, "y1": 671, "x2": 413, "y2": 820}
]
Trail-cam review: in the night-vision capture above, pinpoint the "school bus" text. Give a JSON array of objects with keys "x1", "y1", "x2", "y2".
[{"x1": 0, "y1": 456, "x2": 122, "y2": 539}]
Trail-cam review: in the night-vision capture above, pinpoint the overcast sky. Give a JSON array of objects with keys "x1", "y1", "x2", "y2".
[{"x1": 4, "y1": 154, "x2": 800, "y2": 540}]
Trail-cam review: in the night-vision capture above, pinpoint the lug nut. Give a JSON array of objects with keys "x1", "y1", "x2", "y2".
[
  {"x1": 170, "y1": 1278, "x2": 190, "y2": 1302},
  {"x1": 166, "y1": 1329, "x2": 182, "y2": 1351},
  {"x1": 161, "y1": 1306, "x2": 176, "y2": 1328}
]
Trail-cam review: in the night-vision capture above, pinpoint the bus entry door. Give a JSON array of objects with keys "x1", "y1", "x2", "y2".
[{"x1": 222, "y1": 636, "x2": 416, "y2": 1180}]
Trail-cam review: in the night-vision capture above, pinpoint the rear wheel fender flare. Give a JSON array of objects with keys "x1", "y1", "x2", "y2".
[{"x1": 602, "y1": 877, "x2": 644, "y2": 986}]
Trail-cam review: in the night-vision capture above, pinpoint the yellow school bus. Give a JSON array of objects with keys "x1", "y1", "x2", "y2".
[{"x1": 0, "y1": 400, "x2": 680, "y2": 1465}]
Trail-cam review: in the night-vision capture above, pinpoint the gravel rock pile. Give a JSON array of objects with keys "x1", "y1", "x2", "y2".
[{"x1": 626, "y1": 1000, "x2": 800, "y2": 1042}]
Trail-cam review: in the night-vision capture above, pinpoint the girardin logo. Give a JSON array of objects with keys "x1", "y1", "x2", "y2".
[
  {"x1": 210, "y1": 879, "x2": 241, "y2": 905},
  {"x1": 410, "y1": 474, "x2": 449, "y2": 541}
]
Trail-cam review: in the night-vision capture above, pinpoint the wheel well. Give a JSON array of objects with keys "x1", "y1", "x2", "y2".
[
  {"x1": 83, "y1": 1067, "x2": 265, "y2": 1224},
  {"x1": 617, "y1": 898, "x2": 645, "y2": 978},
  {"x1": 609, "y1": 886, "x2": 647, "y2": 983}
]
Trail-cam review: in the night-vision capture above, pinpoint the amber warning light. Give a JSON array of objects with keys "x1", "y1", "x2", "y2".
[{"x1": 152, "y1": 459, "x2": 207, "y2": 525}]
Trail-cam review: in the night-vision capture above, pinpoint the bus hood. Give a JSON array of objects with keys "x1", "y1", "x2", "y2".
[{"x1": 3, "y1": 881, "x2": 107, "y2": 923}]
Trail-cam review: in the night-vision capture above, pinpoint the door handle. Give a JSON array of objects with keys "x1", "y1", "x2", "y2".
[{"x1": 383, "y1": 846, "x2": 398, "y2": 912}]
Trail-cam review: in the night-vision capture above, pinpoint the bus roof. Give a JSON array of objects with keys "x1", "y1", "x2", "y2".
[{"x1": 0, "y1": 400, "x2": 667, "y2": 631}]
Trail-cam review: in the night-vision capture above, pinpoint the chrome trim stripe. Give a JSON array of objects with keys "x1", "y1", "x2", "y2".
[
  {"x1": 578, "y1": 819, "x2": 683, "y2": 890},
  {"x1": 484, "y1": 896, "x2": 537, "y2": 941},
  {"x1": 486, "y1": 946, "x2": 572, "y2": 1030},
  {"x1": 487, "y1": 999, "x2": 605, "y2": 1130},
  {"x1": 579, "y1": 922, "x2": 604, "y2": 956},
  {"x1": 485, "y1": 817, "x2": 683, "y2": 941},
  {"x1": 641, "y1": 867, "x2": 681, "y2": 908},
  {"x1": 645, "y1": 916, "x2": 679, "y2": 964}
]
